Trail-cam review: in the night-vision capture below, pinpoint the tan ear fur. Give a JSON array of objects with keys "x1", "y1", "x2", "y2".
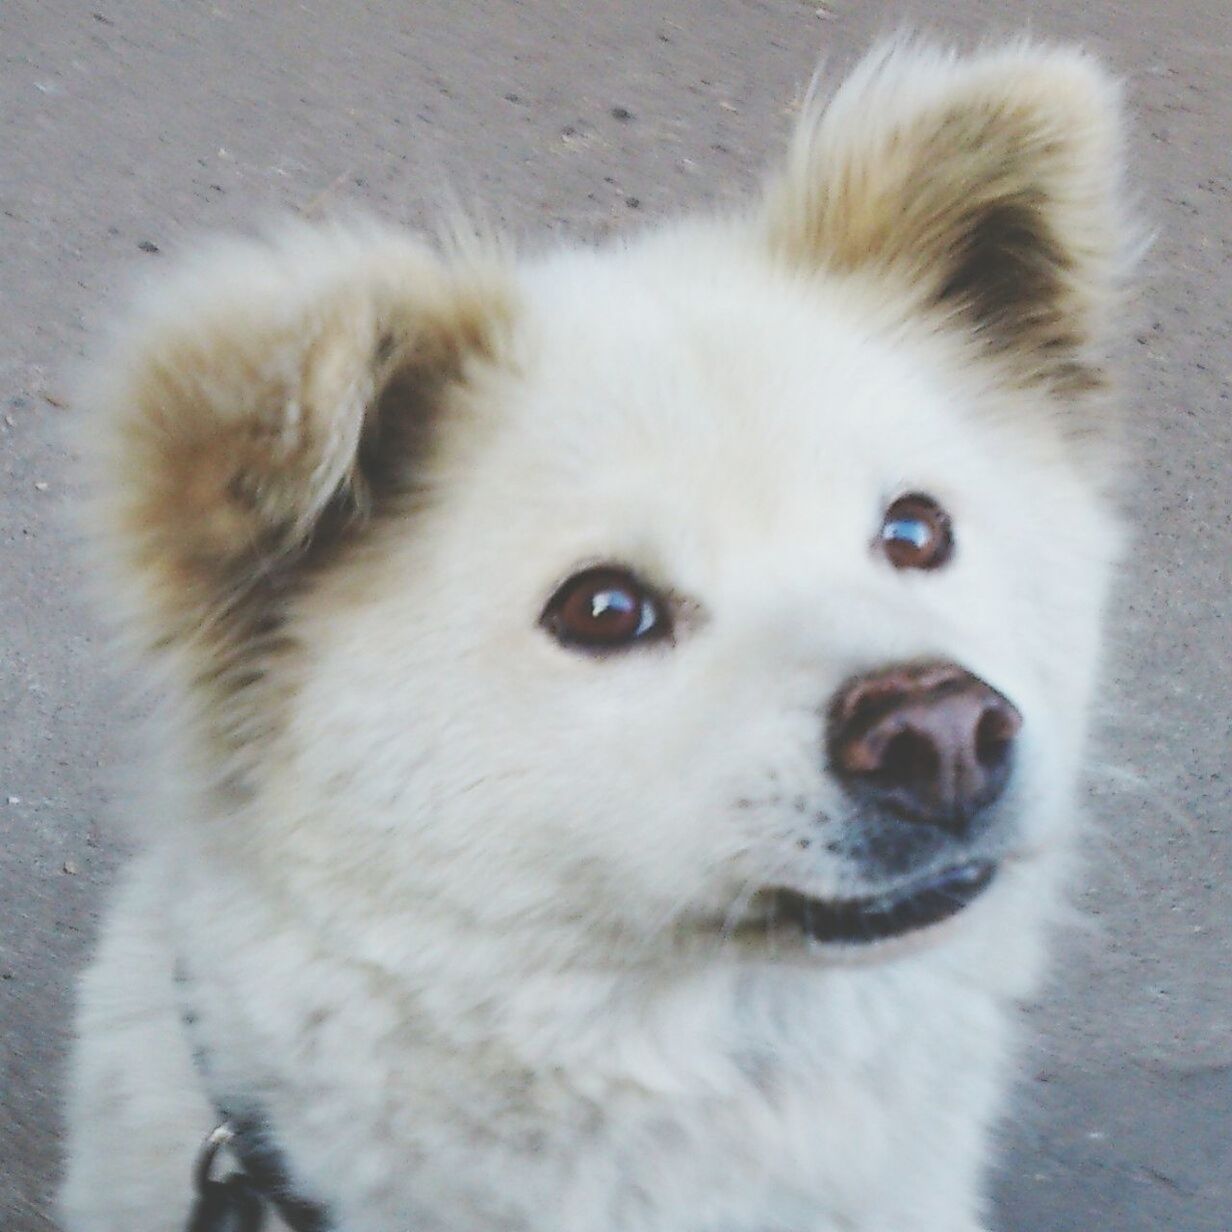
[
  {"x1": 86, "y1": 221, "x2": 511, "y2": 739},
  {"x1": 762, "y1": 40, "x2": 1129, "y2": 394}
]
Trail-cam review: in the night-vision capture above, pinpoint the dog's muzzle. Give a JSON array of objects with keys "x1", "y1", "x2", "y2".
[{"x1": 742, "y1": 662, "x2": 1020, "y2": 947}]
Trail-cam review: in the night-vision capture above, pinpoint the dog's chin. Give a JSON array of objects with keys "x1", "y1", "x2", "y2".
[{"x1": 732, "y1": 859, "x2": 998, "y2": 965}]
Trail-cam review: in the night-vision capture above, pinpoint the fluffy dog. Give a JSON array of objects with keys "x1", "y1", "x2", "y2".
[{"x1": 63, "y1": 39, "x2": 1131, "y2": 1232}]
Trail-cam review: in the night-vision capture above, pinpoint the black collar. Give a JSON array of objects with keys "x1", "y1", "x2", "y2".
[
  {"x1": 177, "y1": 961, "x2": 332, "y2": 1232},
  {"x1": 186, "y1": 1116, "x2": 332, "y2": 1232},
  {"x1": 225, "y1": 1114, "x2": 332, "y2": 1232}
]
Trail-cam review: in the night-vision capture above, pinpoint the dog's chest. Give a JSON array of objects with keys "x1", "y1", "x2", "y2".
[{"x1": 192, "y1": 957, "x2": 997, "y2": 1232}]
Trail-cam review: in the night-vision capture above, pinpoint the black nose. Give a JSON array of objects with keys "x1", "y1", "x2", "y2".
[{"x1": 827, "y1": 662, "x2": 1021, "y2": 836}]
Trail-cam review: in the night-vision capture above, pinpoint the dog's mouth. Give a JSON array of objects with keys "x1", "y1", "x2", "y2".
[{"x1": 747, "y1": 859, "x2": 996, "y2": 946}]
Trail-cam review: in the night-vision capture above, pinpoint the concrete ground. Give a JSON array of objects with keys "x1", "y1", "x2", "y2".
[{"x1": 1, "y1": 1, "x2": 1228, "y2": 1228}]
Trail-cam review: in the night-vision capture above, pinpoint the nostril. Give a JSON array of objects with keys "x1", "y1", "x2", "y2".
[
  {"x1": 877, "y1": 728, "x2": 939, "y2": 789},
  {"x1": 974, "y1": 704, "x2": 1019, "y2": 771}
]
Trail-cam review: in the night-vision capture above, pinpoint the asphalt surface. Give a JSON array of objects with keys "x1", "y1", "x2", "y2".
[{"x1": 1, "y1": 2, "x2": 1229, "y2": 1229}]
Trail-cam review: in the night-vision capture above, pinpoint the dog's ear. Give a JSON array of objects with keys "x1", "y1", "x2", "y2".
[
  {"x1": 89, "y1": 221, "x2": 510, "y2": 680},
  {"x1": 762, "y1": 41, "x2": 1128, "y2": 394}
]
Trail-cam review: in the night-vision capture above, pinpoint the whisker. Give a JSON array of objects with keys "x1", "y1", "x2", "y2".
[{"x1": 720, "y1": 876, "x2": 764, "y2": 944}]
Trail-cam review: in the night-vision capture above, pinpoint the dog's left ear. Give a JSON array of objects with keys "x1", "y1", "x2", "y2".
[{"x1": 762, "y1": 41, "x2": 1129, "y2": 395}]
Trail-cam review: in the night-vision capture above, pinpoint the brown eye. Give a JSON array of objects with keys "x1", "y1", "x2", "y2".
[
  {"x1": 879, "y1": 493, "x2": 954, "y2": 571},
  {"x1": 541, "y1": 566, "x2": 670, "y2": 652}
]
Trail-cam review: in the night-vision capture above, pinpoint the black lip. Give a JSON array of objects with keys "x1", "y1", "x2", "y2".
[{"x1": 767, "y1": 860, "x2": 996, "y2": 944}]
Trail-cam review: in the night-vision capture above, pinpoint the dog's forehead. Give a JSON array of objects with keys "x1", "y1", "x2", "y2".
[{"x1": 502, "y1": 243, "x2": 972, "y2": 519}]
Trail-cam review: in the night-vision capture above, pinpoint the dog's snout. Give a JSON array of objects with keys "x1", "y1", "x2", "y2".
[{"x1": 827, "y1": 663, "x2": 1021, "y2": 835}]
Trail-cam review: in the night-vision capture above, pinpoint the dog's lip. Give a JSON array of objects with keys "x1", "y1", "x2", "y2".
[{"x1": 747, "y1": 859, "x2": 997, "y2": 946}]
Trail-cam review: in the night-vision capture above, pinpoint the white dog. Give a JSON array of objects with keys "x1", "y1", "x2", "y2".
[{"x1": 62, "y1": 38, "x2": 1130, "y2": 1232}]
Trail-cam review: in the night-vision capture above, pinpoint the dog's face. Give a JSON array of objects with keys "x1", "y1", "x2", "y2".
[
  {"x1": 98, "y1": 43, "x2": 1127, "y2": 970},
  {"x1": 290, "y1": 246, "x2": 1120, "y2": 962}
]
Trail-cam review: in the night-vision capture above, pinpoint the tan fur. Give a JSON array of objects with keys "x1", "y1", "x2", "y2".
[
  {"x1": 89, "y1": 222, "x2": 512, "y2": 771},
  {"x1": 763, "y1": 40, "x2": 1128, "y2": 395}
]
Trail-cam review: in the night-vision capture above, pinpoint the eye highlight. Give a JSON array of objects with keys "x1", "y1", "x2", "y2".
[
  {"x1": 878, "y1": 494, "x2": 954, "y2": 571},
  {"x1": 541, "y1": 566, "x2": 671, "y2": 652}
]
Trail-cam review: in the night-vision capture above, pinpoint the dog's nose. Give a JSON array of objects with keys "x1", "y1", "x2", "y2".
[{"x1": 827, "y1": 663, "x2": 1021, "y2": 835}]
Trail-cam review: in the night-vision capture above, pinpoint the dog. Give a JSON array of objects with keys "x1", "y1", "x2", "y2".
[{"x1": 61, "y1": 38, "x2": 1131, "y2": 1232}]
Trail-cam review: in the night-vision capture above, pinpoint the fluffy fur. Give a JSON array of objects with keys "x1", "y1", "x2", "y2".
[{"x1": 63, "y1": 40, "x2": 1130, "y2": 1232}]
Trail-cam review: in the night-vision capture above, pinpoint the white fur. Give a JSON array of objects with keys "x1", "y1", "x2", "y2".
[{"x1": 63, "y1": 40, "x2": 1129, "y2": 1232}]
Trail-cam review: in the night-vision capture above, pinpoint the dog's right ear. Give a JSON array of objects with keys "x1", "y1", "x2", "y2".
[{"x1": 89, "y1": 222, "x2": 511, "y2": 667}]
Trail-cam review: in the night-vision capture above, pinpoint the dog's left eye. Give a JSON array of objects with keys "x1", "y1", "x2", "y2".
[
  {"x1": 878, "y1": 493, "x2": 954, "y2": 570},
  {"x1": 541, "y1": 566, "x2": 670, "y2": 652}
]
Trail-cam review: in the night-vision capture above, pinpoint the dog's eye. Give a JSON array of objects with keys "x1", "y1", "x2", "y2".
[
  {"x1": 541, "y1": 566, "x2": 670, "y2": 652},
  {"x1": 879, "y1": 494, "x2": 954, "y2": 570}
]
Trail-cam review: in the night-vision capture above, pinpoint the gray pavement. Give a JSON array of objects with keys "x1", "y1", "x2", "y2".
[{"x1": 1, "y1": 2, "x2": 1229, "y2": 1228}]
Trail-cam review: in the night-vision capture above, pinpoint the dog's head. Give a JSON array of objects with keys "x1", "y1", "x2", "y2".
[{"x1": 94, "y1": 42, "x2": 1129, "y2": 974}]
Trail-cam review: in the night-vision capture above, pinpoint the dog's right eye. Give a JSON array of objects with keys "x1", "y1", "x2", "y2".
[{"x1": 541, "y1": 566, "x2": 670, "y2": 652}]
